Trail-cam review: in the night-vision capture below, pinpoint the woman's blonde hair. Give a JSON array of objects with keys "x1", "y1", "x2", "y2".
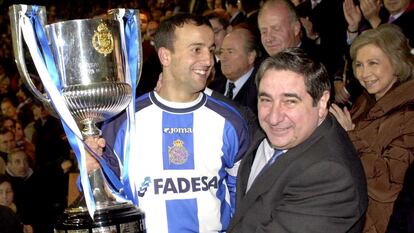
[{"x1": 350, "y1": 24, "x2": 414, "y2": 83}]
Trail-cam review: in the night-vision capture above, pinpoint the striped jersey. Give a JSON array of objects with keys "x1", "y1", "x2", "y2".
[{"x1": 101, "y1": 91, "x2": 250, "y2": 233}]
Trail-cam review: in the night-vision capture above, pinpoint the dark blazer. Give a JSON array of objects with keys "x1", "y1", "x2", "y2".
[
  {"x1": 228, "y1": 114, "x2": 368, "y2": 233},
  {"x1": 392, "y1": 2, "x2": 414, "y2": 48},
  {"x1": 230, "y1": 11, "x2": 247, "y2": 26},
  {"x1": 208, "y1": 68, "x2": 258, "y2": 115},
  {"x1": 299, "y1": 36, "x2": 321, "y2": 64}
]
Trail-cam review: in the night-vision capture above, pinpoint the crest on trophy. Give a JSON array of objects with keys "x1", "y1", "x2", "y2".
[{"x1": 92, "y1": 23, "x2": 114, "y2": 57}]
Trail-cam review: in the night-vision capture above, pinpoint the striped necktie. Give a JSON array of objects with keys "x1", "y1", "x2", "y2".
[
  {"x1": 246, "y1": 149, "x2": 285, "y2": 192},
  {"x1": 260, "y1": 149, "x2": 285, "y2": 175}
]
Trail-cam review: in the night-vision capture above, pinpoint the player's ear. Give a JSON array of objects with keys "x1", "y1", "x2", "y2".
[{"x1": 158, "y1": 47, "x2": 171, "y2": 66}]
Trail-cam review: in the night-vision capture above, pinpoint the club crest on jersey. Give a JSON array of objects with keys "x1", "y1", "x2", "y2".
[{"x1": 168, "y1": 139, "x2": 189, "y2": 165}]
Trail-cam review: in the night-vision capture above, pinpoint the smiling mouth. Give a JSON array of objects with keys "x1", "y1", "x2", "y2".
[
  {"x1": 193, "y1": 69, "x2": 210, "y2": 79},
  {"x1": 270, "y1": 125, "x2": 291, "y2": 133},
  {"x1": 266, "y1": 44, "x2": 280, "y2": 48},
  {"x1": 194, "y1": 69, "x2": 207, "y2": 75},
  {"x1": 364, "y1": 80, "x2": 377, "y2": 88}
]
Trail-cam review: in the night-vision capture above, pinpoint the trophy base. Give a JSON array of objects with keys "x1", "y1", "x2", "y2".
[{"x1": 54, "y1": 199, "x2": 145, "y2": 233}]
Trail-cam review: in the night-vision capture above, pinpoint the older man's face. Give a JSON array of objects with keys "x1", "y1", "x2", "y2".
[
  {"x1": 257, "y1": 69, "x2": 329, "y2": 149},
  {"x1": 258, "y1": 2, "x2": 300, "y2": 56}
]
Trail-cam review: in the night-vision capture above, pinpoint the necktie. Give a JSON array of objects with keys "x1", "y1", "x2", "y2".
[
  {"x1": 260, "y1": 149, "x2": 285, "y2": 175},
  {"x1": 388, "y1": 15, "x2": 396, "y2": 23},
  {"x1": 246, "y1": 149, "x2": 285, "y2": 192},
  {"x1": 225, "y1": 82, "x2": 235, "y2": 99}
]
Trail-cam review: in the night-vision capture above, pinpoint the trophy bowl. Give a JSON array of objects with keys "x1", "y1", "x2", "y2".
[
  {"x1": 47, "y1": 17, "x2": 132, "y2": 136},
  {"x1": 63, "y1": 82, "x2": 132, "y2": 136}
]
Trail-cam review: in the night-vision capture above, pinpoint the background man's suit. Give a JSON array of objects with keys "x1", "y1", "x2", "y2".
[{"x1": 209, "y1": 68, "x2": 258, "y2": 115}]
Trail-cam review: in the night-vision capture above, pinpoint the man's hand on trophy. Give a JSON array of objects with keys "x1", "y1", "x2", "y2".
[{"x1": 84, "y1": 137, "x2": 106, "y2": 172}]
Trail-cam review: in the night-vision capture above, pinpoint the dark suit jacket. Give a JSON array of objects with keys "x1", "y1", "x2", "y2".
[
  {"x1": 392, "y1": 2, "x2": 414, "y2": 48},
  {"x1": 299, "y1": 36, "x2": 321, "y2": 64},
  {"x1": 228, "y1": 114, "x2": 368, "y2": 233},
  {"x1": 230, "y1": 11, "x2": 247, "y2": 26},
  {"x1": 208, "y1": 68, "x2": 258, "y2": 115}
]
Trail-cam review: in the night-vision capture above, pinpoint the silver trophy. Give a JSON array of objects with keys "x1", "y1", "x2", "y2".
[{"x1": 9, "y1": 5, "x2": 145, "y2": 232}]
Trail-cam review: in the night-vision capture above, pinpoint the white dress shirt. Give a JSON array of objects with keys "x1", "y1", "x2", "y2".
[{"x1": 246, "y1": 139, "x2": 286, "y2": 192}]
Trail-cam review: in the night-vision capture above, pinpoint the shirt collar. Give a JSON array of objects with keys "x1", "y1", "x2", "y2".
[
  {"x1": 390, "y1": 11, "x2": 404, "y2": 21},
  {"x1": 230, "y1": 10, "x2": 242, "y2": 22},
  {"x1": 226, "y1": 67, "x2": 254, "y2": 97}
]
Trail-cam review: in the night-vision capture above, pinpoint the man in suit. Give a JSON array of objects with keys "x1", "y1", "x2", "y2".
[
  {"x1": 209, "y1": 27, "x2": 261, "y2": 115},
  {"x1": 226, "y1": 0, "x2": 246, "y2": 26},
  {"x1": 258, "y1": 0, "x2": 319, "y2": 58},
  {"x1": 240, "y1": 0, "x2": 260, "y2": 27},
  {"x1": 228, "y1": 48, "x2": 368, "y2": 233},
  {"x1": 385, "y1": 0, "x2": 414, "y2": 47}
]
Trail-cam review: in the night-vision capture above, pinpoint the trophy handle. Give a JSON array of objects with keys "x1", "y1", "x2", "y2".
[
  {"x1": 107, "y1": 8, "x2": 143, "y2": 86},
  {"x1": 9, "y1": 5, "x2": 51, "y2": 105}
]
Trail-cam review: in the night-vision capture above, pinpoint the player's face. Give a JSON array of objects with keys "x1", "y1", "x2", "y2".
[
  {"x1": 168, "y1": 23, "x2": 215, "y2": 94},
  {"x1": 258, "y1": 69, "x2": 329, "y2": 150}
]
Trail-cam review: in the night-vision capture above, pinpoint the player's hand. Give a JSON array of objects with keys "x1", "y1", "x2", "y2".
[{"x1": 84, "y1": 136, "x2": 106, "y2": 172}]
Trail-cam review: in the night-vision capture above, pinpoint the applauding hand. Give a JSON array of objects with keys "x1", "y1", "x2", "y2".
[{"x1": 329, "y1": 103, "x2": 355, "y2": 131}]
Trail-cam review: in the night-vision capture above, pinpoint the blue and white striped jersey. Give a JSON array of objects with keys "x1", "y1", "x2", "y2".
[{"x1": 102, "y1": 91, "x2": 250, "y2": 233}]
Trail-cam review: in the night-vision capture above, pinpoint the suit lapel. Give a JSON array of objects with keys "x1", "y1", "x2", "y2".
[
  {"x1": 235, "y1": 145, "x2": 309, "y2": 219},
  {"x1": 233, "y1": 68, "x2": 257, "y2": 102},
  {"x1": 231, "y1": 116, "x2": 334, "y2": 227}
]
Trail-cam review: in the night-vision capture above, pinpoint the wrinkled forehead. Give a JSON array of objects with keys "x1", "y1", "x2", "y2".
[{"x1": 259, "y1": 2, "x2": 291, "y2": 22}]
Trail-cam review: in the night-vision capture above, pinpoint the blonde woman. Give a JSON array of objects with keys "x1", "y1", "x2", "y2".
[{"x1": 330, "y1": 24, "x2": 414, "y2": 233}]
